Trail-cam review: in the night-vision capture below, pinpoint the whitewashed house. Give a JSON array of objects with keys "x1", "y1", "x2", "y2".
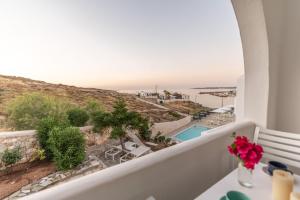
[
  {"x1": 157, "y1": 93, "x2": 190, "y2": 103},
  {"x1": 138, "y1": 91, "x2": 158, "y2": 99},
  {"x1": 181, "y1": 94, "x2": 190, "y2": 100}
]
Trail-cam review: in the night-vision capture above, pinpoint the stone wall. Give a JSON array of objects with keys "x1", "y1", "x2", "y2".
[
  {"x1": 0, "y1": 130, "x2": 38, "y2": 165},
  {"x1": 151, "y1": 116, "x2": 192, "y2": 136},
  {"x1": 0, "y1": 126, "x2": 102, "y2": 167}
]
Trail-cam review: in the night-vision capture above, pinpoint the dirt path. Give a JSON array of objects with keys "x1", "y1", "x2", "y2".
[
  {"x1": 136, "y1": 97, "x2": 169, "y2": 110},
  {"x1": 136, "y1": 97, "x2": 189, "y2": 117},
  {"x1": 0, "y1": 162, "x2": 55, "y2": 199}
]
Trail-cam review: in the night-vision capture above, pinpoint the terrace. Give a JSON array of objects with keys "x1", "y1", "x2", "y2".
[{"x1": 18, "y1": 0, "x2": 300, "y2": 199}]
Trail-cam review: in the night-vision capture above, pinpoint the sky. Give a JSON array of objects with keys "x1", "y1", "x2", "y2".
[{"x1": 0, "y1": 0, "x2": 243, "y2": 90}]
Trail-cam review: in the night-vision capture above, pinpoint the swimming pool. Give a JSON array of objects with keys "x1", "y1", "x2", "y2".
[{"x1": 175, "y1": 125, "x2": 210, "y2": 142}]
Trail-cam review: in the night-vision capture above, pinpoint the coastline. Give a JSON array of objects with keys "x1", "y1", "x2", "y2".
[{"x1": 118, "y1": 88, "x2": 235, "y2": 109}]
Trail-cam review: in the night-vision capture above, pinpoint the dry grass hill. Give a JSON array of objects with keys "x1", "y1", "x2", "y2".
[{"x1": 0, "y1": 75, "x2": 184, "y2": 131}]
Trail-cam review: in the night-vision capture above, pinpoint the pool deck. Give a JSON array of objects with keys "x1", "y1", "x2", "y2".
[{"x1": 166, "y1": 113, "x2": 235, "y2": 139}]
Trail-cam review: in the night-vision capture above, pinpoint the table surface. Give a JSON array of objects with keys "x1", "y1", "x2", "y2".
[{"x1": 196, "y1": 164, "x2": 300, "y2": 200}]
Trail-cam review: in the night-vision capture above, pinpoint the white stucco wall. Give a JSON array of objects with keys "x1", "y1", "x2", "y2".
[
  {"x1": 261, "y1": 0, "x2": 286, "y2": 130},
  {"x1": 23, "y1": 121, "x2": 256, "y2": 200},
  {"x1": 268, "y1": 0, "x2": 300, "y2": 133},
  {"x1": 151, "y1": 116, "x2": 192, "y2": 135},
  {"x1": 234, "y1": 75, "x2": 245, "y2": 121},
  {"x1": 232, "y1": 0, "x2": 300, "y2": 133},
  {"x1": 231, "y1": 0, "x2": 269, "y2": 127}
]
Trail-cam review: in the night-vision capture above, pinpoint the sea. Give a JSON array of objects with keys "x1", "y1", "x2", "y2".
[{"x1": 118, "y1": 88, "x2": 235, "y2": 109}]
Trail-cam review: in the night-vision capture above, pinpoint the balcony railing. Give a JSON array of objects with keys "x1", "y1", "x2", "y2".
[{"x1": 24, "y1": 120, "x2": 256, "y2": 200}]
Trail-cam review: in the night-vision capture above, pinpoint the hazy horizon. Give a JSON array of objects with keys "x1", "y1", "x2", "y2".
[{"x1": 0, "y1": 0, "x2": 243, "y2": 90}]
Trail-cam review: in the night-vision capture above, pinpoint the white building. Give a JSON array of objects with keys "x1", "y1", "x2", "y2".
[
  {"x1": 138, "y1": 91, "x2": 158, "y2": 99},
  {"x1": 157, "y1": 93, "x2": 190, "y2": 103},
  {"x1": 181, "y1": 94, "x2": 190, "y2": 100}
]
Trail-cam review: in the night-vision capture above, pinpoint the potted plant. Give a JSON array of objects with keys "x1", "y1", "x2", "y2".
[{"x1": 228, "y1": 134, "x2": 263, "y2": 188}]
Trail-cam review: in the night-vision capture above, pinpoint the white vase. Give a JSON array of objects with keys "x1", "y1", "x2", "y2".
[{"x1": 237, "y1": 162, "x2": 253, "y2": 188}]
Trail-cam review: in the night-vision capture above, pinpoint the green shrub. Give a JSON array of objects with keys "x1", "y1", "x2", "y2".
[
  {"x1": 1, "y1": 147, "x2": 22, "y2": 167},
  {"x1": 91, "y1": 111, "x2": 111, "y2": 132},
  {"x1": 165, "y1": 138, "x2": 172, "y2": 144},
  {"x1": 6, "y1": 93, "x2": 71, "y2": 130},
  {"x1": 67, "y1": 108, "x2": 89, "y2": 127},
  {"x1": 30, "y1": 148, "x2": 46, "y2": 162},
  {"x1": 157, "y1": 135, "x2": 166, "y2": 143},
  {"x1": 37, "y1": 116, "x2": 69, "y2": 158},
  {"x1": 37, "y1": 149, "x2": 46, "y2": 160},
  {"x1": 85, "y1": 99, "x2": 104, "y2": 118},
  {"x1": 136, "y1": 117, "x2": 152, "y2": 141},
  {"x1": 168, "y1": 111, "x2": 181, "y2": 119},
  {"x1": 153, "y1": 132, "x2": 173, "y2": 146},
  {"x1": 48, "y1": 127, "x2": 85, "y2": 170}
]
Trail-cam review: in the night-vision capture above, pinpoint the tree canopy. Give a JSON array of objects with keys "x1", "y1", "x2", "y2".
[{"x1": 91, "y1": 99, "x2": 151, "y2": 150}]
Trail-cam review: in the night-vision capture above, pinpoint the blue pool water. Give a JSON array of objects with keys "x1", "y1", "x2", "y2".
[{"x1": 175, "y1": 125, "x2": 210, "y2": 141}]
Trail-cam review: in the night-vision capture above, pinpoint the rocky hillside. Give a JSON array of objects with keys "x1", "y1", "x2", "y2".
[{"x1": 0, "y1": 75, "x2": 183, "y2": 130}]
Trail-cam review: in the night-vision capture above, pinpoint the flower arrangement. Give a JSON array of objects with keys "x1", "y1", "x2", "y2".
[{"x1": 228, "y1": 134, "x2": 264, "y2": 170}]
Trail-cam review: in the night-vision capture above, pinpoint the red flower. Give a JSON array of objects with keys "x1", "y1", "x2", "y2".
[
  {"x1": 227, "y1": 134, "x2": 264, "y2": 170},
  {"x1": 247, "y1": 149, "x2": 258, "y2": 161},
  {"x1": 244, "y1": 161, "x2": 255, "y2": 170},
  {"x1": 228, "y1": 144, "x2": 238, "y2": 156},
  {"x1": 254, "y1": 144, "x2": 263, "y2": 153},
  {"x1": 236, "y1": 137, "x2": 252, "y2": 155},
  {"x1": 235, "y1": 136, "x2": 248, "y2": 143}
]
